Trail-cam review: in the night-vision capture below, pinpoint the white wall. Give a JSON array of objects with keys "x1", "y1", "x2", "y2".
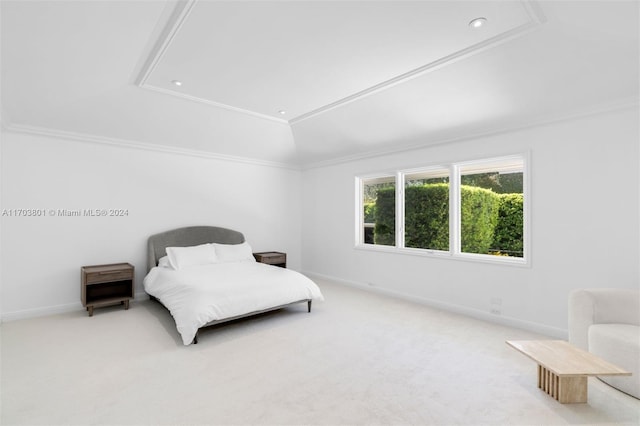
[
  {"x1": 301, "y1": 108, "x2": 640, "y2": 337},
  {"x1": 0, "y1": 131, "x2": 302, "y2": 319}
]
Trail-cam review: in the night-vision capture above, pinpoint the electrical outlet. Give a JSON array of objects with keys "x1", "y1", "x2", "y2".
[{"x1": 490, "y1": 297, "x2": 502, "y2": 315}]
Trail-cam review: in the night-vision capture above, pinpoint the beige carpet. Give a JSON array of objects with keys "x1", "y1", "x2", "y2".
[{"x1": 1, "y1": 278, "x2": 638, "y2": 425}]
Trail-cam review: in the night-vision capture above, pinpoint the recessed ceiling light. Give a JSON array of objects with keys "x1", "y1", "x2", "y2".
[
  {"x1": 469, "y1": 17, "x2": 487, "y2": 28},
  {"x1": 278, "y1": 110, "x2": 286, "y2": 115},
  {"x1": 171, "y1": 80, "x2": 183, "y2": 86}
]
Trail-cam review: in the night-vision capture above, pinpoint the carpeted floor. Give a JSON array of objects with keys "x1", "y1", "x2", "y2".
[{"x1": 1, "y1": 278, "x2": 638, "y2": 425}]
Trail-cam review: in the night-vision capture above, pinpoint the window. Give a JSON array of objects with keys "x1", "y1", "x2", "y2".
[
  {"x1": 356, "y1": 154, "x2": 528, "y2": 264},
  {"x1": 360, "y1": 175, "x2": 396, "y2": 246},
  {"x1": 403, "y1": 168, "x2": 450, "y2": 251},
  {"x1": 458, "y1": 158, "x2": 524, "y2": 258}
]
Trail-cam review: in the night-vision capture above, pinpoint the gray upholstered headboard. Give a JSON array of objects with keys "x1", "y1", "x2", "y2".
[{"x1": 147, "y1": 226, "x2": 245, "y2": 272}]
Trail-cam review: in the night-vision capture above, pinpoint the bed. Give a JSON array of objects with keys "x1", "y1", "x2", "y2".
[{"x1": 143, "y1": 226, "x2": 324, "y2": 345}]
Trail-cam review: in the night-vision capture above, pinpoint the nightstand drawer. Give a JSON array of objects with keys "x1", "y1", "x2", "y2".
[
  {"x1": 262, "y1": 254, "x2": 285, "y2": 264},
  {"x1": 85, "y1": 270, "x2": 133, "y2": 284}
]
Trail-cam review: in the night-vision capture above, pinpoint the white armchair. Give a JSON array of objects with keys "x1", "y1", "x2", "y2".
[{"x1": 568, "y1": 288, "x2": 640, "y2": 399}]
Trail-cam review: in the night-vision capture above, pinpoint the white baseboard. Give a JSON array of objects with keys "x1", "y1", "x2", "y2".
[
  {"x1": 0, "y1": 291, "x2": 150, "y2": 323},
  {"x1": 1, "y1": 301, "x2": 84, "y2": 322},
  {"x1": 304, "y1": 270, "x2": 568, "y2": 340},
  {"x1": 3, "y1": 276, "x2": 568, "y2": 340}
]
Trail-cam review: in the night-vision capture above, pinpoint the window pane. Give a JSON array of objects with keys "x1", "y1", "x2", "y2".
[
  {"x1": 362, "y1": 176, "x2": 395, "y2": 246},
  {"x1": 460, "y1": 159, "x2": 524, "y2": 257},
  {"x1": 404, "y1": 169, "x2": 449, "y2": 250}
]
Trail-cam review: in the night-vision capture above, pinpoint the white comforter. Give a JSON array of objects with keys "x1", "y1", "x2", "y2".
[{"x1": 143, "y1": 262, "x2": 324, "y2": 345}]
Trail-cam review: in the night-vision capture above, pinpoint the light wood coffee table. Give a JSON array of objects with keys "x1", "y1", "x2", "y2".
[{"x1": 506, "y1": 340, "x2": 631, "y2": 403}]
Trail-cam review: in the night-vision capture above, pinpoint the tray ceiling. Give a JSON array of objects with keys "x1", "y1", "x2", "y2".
[
  {"x1": 139, "y1": 0, "x2": 541, "y2": 123},
  {"x1": 1, "y1": 1, "x2": 638, "y2": 167}
]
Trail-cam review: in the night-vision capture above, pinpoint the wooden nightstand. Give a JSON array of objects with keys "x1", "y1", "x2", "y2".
[
  {"x1": 253, "y1": 252, "x2": 286, "y2": 268},
  {"x1": 81, "y1": 263, "x2": 134, "y2": 316}
]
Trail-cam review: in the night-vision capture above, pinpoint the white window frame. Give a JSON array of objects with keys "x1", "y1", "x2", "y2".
[
  {"x1": 355, "y1": 173, "x2": 397, "y2": 249},
  {"x1": 355, "y1": 153, "x2": 530, "y2": 266},
  {"x1": 400, "y1": 166, "x2": 452, "y2": 255}
]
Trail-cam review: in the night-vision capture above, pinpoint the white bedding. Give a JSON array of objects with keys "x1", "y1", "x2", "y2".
[{"x1": 143, "y1": 262, "x2": 324, "y2": 345}]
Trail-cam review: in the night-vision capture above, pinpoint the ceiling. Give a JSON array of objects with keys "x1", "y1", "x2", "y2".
[{"x1": 1, "y1": 1, "x2": 638, "y2": 168}]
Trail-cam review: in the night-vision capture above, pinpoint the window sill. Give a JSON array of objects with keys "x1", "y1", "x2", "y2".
[{"x1": 354, "y1": 244, "x2": 530, "y2": 268}]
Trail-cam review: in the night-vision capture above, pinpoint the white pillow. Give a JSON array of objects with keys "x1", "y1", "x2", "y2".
[
  {"x1": 157, "y1": 256, "x2": 172, "y2": 269},
  {"x1": 212, "y1": 242, "x2": 256, "y2": 263},
  {"x1": 166, "y1": 243, "x2": 217, "y2": 270}
]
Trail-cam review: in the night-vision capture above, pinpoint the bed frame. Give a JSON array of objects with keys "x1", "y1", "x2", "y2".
[{"x1": 146, "y1": 226, "x2": 312, "y2": 344}]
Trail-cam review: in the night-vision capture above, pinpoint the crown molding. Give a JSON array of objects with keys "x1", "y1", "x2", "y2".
[
  {"x1": 2, "y1": 96, "x2": 635, "y2": 173},
  {"x1": 300, "y1": 96, "x2": 639, "y2": 170},
  {"x1": 3, "y1": 96, "x2": 635, "y2": 173},
  {"x1": 135, "y1": 0, "x2": 196, "y2": 87},
  {"x1": 1, "y1": 123, "x2": 301, "y2": 171}
]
